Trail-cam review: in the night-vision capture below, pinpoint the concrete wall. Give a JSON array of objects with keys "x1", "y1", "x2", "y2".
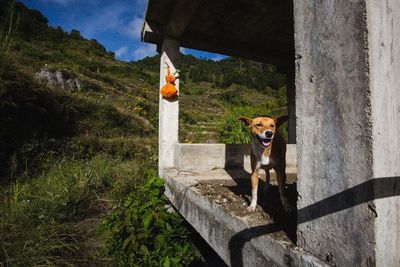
[
  {"x1": 294, "y1": 1, "x2": 376, "y2": 265},
  {"x1": 367, "y1": 1, "x2": 400, "y2": 266},
  {"x1": 174, "y1": 144, "x2": 297, "y2": 174}
]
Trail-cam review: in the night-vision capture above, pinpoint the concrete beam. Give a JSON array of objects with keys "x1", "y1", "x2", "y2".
[
  {"x1": 179, "y1": 32, "x2": 290, "y2": 70},
  {"x1": 158, "y1": 38, "x2": 180, "y2": 175},
  {"x1": 141, "y1": 22, "x2": 162, "y2": 44},
  {"x1": 165, "y1": 0, "x2": 202, "y2": 39}
]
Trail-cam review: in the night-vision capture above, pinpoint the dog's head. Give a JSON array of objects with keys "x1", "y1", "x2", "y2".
[{"x1": 238, "y1": 115, "x2": 287, "y2": 148}]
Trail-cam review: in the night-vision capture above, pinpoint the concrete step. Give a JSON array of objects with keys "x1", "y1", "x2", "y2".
[{"x1": 162, "y1": 168, "x2": 328, "y2": 267}]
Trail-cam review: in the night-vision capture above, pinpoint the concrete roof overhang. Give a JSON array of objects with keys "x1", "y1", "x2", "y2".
[{"x1": 141, "y1": 0, "x2": 294, "y2": 72}]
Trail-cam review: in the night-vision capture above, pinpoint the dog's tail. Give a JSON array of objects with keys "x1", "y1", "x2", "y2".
[{"x1": 276, "y1": 115, "x2": 288, "y2": 128}]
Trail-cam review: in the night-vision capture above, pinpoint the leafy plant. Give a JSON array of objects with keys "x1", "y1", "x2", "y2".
[
  {"x1": 98, "y1": 170, "x2": 199, "y2": 266},
  {"x1": 217, "y1": 100, "x2": 288, "y2": 144}
]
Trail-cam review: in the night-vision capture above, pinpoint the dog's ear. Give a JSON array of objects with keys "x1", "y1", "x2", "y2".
[
  {"x1": 238, "y1": 116, "x2": 253, "y2": 126},
  {"x1": 274, "y1": 115, "x2": 288, "y2": 128}
]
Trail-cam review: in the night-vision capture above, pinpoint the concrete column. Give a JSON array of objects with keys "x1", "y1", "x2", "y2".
[
  {"x1": 158, "y1": 38, "x2": 180, "y2": 176},
  {"x1": 286, "y1": 62, "x2": 296, "y2": 144},
  {"x1": 367, "y1": 1, "x2": 400, "y2": 266},
  {"x1": 294, "y1": 1, "x2": 400, "y2": 266}
]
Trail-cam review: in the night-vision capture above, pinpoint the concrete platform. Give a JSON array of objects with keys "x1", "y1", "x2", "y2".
[{"x1": 163, "y1": 168, "x2": 328, "y2": 267}]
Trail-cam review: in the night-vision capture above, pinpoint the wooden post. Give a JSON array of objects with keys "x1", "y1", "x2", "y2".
[{"x1": 158, "y1": 38, "x2": 180, "y2": 176}]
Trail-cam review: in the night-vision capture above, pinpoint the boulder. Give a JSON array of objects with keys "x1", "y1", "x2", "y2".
[{"x1": 34, "y1": 68, "x2": 81, "y2": 91}]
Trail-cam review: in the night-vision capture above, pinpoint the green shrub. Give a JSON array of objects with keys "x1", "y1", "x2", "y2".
[
  {"x1": 98, "y1": 170, "x2": 199, "y2": 267},
  {"x1": 218, "y1": 86, "x2": 246, "y2": 106},
  {"x1": 217, "y1": 102, "x2": 288, "y2": 144}
]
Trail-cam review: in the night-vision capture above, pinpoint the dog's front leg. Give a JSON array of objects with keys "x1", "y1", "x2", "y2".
[{"x1": 247, "y1": 169, "x2": 259, "y2": 212}]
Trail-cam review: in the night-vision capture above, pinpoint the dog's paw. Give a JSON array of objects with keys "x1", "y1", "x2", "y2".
[{"x1": 246, "y1": 205, "x2": 257, "y2": 212}]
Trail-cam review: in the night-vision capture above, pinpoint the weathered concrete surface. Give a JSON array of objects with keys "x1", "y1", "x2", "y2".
[
  {"x1": 162, "y1": 168, "x2": 327, "y2": 267},
  {"x1": 174, "y1": 144, "x2": 297, "y2": 174},
  {"x1": 294, "y1": 1, "x2": 375, "y2": 266},
  {"x1": 367, "y1": 0, "x2": 400, "y2": 266},
  {"x1": 158, "y1": 38, "x2": 179, "y2": 175}
]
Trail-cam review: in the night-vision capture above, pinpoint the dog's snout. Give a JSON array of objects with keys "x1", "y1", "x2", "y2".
[{"x1": 265, "y1": 131, "x2": 273, "y2": 138}]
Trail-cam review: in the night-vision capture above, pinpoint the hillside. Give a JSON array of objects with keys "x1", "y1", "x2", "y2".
[{"x1": 0, "y1": 0, "x2": 287, "y2": 265}]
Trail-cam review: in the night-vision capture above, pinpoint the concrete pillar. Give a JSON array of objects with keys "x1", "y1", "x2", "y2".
[
  {"x1": 158, "y1": 38, "x2": 180, "y2": 176},
  {"x1": 286, "y1": 62, "x2": 296, "y2": 144},
  {"x1": 294, "y1": 1, "x2": 400, "y2": 266},
  {"x1": 368, "y1": 1, "x2": 400, "y2": 266}
]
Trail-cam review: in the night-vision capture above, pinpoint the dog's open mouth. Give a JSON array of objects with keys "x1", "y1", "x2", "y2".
[{"x1": 256, "y1": 135, "x2": 272, "y2": 147}]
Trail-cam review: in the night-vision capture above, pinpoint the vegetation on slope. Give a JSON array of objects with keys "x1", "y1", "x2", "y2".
[{"x1": 0, "y1": 0, "x2": 288, "y2": 265}]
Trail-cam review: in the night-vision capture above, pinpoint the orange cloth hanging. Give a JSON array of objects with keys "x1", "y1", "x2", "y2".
[{"x1": 160, "y1": 64, "x2": 178, "y2": 99}]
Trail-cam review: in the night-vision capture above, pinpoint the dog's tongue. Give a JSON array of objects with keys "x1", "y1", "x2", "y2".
[{"x1": 262, "y1": 140, "x2": 271, "y2": 147}]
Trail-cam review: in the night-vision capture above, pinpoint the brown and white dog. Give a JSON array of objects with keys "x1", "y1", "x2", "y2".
[{"x1": 239, "y1": 115, "x2": 293, "y2": 212}]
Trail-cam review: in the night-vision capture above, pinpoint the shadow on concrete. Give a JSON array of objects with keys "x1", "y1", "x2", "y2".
[
  {"x1": 224, "y1": 144, "x2": 298, "y2": 245},
  {"x1": 227, "y1": 176, "x2": 400, "y2": 267},
  {"x1": 223, "y1": 177, "x2": 297, "y2": 244},
  {"x1": 223, "y1": 144, "x2": 400, "y2": 266}
]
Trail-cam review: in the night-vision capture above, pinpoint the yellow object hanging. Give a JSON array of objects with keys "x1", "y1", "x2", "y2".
[{"x1": 160, "y1": 63, "x2": 178, "y2": 99}]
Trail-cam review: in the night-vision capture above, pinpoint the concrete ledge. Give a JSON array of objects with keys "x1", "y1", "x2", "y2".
[
  {"x1": 162, "y1": 168, "x2": 326, "y2": 267},
  {"x1": 174, "y1": 144, "x2": 297, "y2": 174}
]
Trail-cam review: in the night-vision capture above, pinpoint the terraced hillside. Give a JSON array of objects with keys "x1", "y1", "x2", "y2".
[{"x1": 0, "y1": 0, "x2": 287, "y2": 265}]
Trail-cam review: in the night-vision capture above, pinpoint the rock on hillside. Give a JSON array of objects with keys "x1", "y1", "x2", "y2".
[{"x1": 34, "y1": 68, "x2": 81, "y2": 91}]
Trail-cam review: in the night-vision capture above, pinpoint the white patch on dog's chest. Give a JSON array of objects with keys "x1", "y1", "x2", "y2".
[{"x1": 260, "y1": 154, "x2": 270, "y2": 165}]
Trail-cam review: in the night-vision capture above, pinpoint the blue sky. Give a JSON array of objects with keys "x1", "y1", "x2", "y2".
[{"x1": 19, "y1": 0, "x2": 226, "y2": 62}]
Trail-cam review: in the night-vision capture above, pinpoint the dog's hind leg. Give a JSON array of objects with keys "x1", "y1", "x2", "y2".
[
  {"x1": 276, "y1": 169, "x2": 293, "y2": 212},
  {"x1": 262, "y1": 169, "x2": 271, "y2": 193}
]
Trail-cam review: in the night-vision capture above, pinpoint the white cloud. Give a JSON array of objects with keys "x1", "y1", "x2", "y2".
[
  {"x1": 73, "y1": 3, "x2": 145, "y2": 42},
  {"x1": 132, "y1": 43, "x2": 157, "y2": 60},
  {"x1": 79, "y1": 4, "x2": 129, "y2": 37},
  {"x1": 126, "y1": 16, "x2": 144, "y2": 40},
  {"x1": 180, "y1": 48, "x2": 188, "y2": 54},
  {"x1": 115, "y1": 46, "x2": 128, "y2": 58},
  {"x1": 210, "y1": 55, "x2": 226, "y2": 61}
]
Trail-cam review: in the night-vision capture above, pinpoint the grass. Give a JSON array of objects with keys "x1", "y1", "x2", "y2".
[
  {"x1": 0, "y1": 151, "x2": 158, "y2": 265},
  {"x1": 0, "y1": 51, "x2": 160, "y2": 265},
  {"x1": 0, "y1": 155, "x2": 115, "y2": 265}
]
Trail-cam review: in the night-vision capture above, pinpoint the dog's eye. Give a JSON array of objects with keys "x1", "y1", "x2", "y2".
[
  {"x1": 255, "y1": 123, "x2": 262, "y2": 127},
  {"x1": 270, "y1": 125, "x2": 275, "y2": 128}
]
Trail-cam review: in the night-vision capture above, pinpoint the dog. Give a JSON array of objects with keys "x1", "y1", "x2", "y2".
[{"x1": 238, "y1": 115, "x2": 293, "y2": 212}]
